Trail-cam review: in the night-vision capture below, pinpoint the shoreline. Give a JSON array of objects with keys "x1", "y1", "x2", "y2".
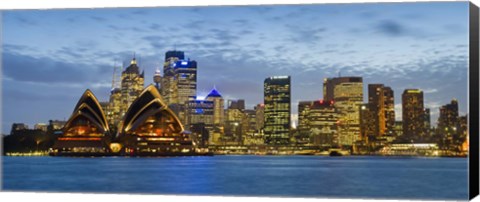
[{"x1": 3, "y1": 152, "x2": 468, "y2": 158}]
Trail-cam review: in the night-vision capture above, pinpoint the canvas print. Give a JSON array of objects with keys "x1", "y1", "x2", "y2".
[{"x1": 1, "y1": 1, "x2": 475, "y2": 200}]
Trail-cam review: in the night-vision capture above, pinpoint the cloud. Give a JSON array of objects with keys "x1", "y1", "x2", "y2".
[
  {"x1": 375, "y1": 20, "x2": 405, "y2": 36},
  {"x1": 285, "y1": 24, "x2": 327, "y2": 43},
  {"x1": 90, "y1": 16, "x2": 107, "y2": 22},
  {"x1": 3, "y1": 52, "x2": 111, "y2": 86},
  {"x1": 15, "y1": 16, "x2": 37, "y2": 26}
]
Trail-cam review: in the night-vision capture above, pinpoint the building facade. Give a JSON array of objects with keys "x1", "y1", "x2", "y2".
[
  {"x1": 161, "y1": 50, "x2": 197, "y2": 125},
  {"x1": 205, "y1": 87, "x2": 225, "y2": 127},
  {"x1": 306, "y1": 100, "x2": 339, "y2": 147},
  {"x1": 264, "y1": 76, "x2": 291, "y2": 145},
  {"x1": 402, "y1": 89, "x2": 425, "y2": 142},
  {"x1": 120, "y1": 57, "x2": 145, "y2": 119},
  {"x1": 323, "y1": 77, "x2": 363, "y2": 146}
]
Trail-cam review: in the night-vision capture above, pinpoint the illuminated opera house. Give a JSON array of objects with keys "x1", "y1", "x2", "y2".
[
  {"x1": 50, "y1": 85, "x2": 205, "y2": 156},
  {"x1": 50, "y1": 90, "x2": 111, "y2": 156}
]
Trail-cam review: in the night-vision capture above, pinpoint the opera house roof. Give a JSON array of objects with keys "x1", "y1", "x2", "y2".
[{"x1": 121, "y1": 84, "x2": 185, "y2": 135}]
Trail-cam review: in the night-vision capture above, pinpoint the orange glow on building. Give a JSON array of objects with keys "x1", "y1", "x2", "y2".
[{"x1": 58, "y1": 137, "x2": 102, "y2": 141}]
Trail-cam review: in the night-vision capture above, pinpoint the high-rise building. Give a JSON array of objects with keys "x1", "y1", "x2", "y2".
[
  {"x1": 120, "y1": 56, "x2": 145, "y2": 118},
  {"x1": 205, "y1": 86, "x2": 225, "y2": 127},
  {"x1": 254, "y1": 104, "x2": 265, "y2": 131},
  {"x1": 402, "y1": 89, "x2": 425, "y2": 141},
  {"x1": 106, "y1": 62, "x2": 123, "y2": 127},
  {"x1": 298, "y1": 101, "x2": 314, "y2": 140},
  {"x1": 264, "y1": 76, "x2": 291, "y2": 145},
  {"x1": 367, "y1": 84, "x2": 395, "y2": 136},
  {"x1": 323, "y1": 77, "x2": 363, "y2": 146},
  {"x1": 161, "y1": 50, "x2": 197, "y2": 125},
  {"x1": 186, "y1": 100, "x2": 214, "y2": 127},
  {"x1": 437, "y1": 99, "x2": 459, "y2": 148},
  {"x1": 306, "y1": 100, "x2": 339, "y2": 147},
  {"x1": 383, "y1": 87, "x2": 395, "y2": 134},
  {"x1": 225, "y1": 99, "x2": 245, "y2": 144},
  {"x1": 359, "y1": 103, "x2": 376, "y2": 143},
  {"x1": 438, "y1": 99, "x2": 459, "y2": 130}
]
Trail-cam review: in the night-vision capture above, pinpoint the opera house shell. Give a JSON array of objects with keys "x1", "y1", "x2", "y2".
[
  {"x1": 50, "y1": 90, "x2": 111, "y2": 156},
  {"x1": 119, "y1": 85, "x2": 197, "y2": 156},
  {"x1": 50, "y1": 85, "x2": 204, "y2": 156}
]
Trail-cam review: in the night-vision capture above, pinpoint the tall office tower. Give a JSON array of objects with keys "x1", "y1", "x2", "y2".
[
  {"x1": 367, "y1": 84, "x2": 395, "y2": 136},
  {"x1": 368, "y1": 84, "x2": 386, "y2": 136},
  {"x1": 323, "y1": 77, "x2": 363, "y2": 146},
  {"x1": 243, "y1": 109, "x2": 261, "y2": 145},
  {"x1": 161, "y1": 50, "x2": 197, "y2": 125},
  {"x1": 107, "y1": 63, "x2": 122, "y2": 127},
  {"x1": 402, "y1": 89, "x2": 425, "y2": 142},
  {"x1": 205, "y1": 86, "x2": 225, "y2": 127},
  {"x1": 264, "y1": 76, "x2": 291, "y2": 145},
  {"x1": 225, "y1": 99, "x2": 246, "y2": 144},
  {"x1": 120, "y1": 56, "x2": 145, "y2": 119},
  {"x1": 438, "y1": 99, "x2": 459, "y2": 130},
  {"x1": 359, "y1": 103, "x2": 376, "y2": 143},
  {"x1": 437, "y1": 99, "x2": 459, "y2": 147},
  {"x1": 306, "y1": 100, "x2": 339, "y2": 147},
  {"x1": 254, "y1": 104, "x2": 265, "y2": 131},
  {"x1": 383, "y1": 87, "x2": 395, "y2": 134},
  {"x1": 297, "y1": 101, "x2": 314, "y2": 144},
  {"x1": 186, "y1": 99, "x2": 214, "y2": 127},
  {"x1": 161, "y1": 50, "x2": 185, "y2": 106}
]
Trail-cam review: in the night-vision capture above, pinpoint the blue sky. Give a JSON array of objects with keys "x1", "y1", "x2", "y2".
[{"x1": 1, "y1": 2, "x2": 469, "y2": 134}]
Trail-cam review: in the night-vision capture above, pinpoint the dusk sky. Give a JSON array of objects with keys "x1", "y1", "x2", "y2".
[{"x1": 1, "y1": 2, "x2": 469, "y2": 134}]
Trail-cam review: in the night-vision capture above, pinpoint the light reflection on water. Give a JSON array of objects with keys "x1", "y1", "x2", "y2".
[{"x1": 2, "y1": 155, "x2": 468, "y2": 200}]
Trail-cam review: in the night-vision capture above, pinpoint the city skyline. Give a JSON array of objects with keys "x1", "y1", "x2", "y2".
[{"x1": 2, "y1": 2, "x2": 469, "y2": 134}]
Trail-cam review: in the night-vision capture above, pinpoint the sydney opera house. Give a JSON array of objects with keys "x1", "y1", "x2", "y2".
[{"x1": 50, "y1": 85, "x2": 204, "y2": 156}]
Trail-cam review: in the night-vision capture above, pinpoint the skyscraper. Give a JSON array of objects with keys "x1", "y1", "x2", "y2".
[
  {"x1": 120, "y1": 56, "x2": 145, "y2": 118},
  {"x1": 298, "y1": 101, "x2": 314, "y2": 138},
  {"x1": 323, "y1": 77, "x2": 363, "y2": 146},
  {"x1": 367, "y1": 84, "x2": 395, "y2": 136},
  {"x1": 205, "y1": 86, "x2": 225, "y2": 127},
  {"x1": 306, "y1": 100, "x2": 339, "y2": 147},
  {"x1": 161, "y1": 50, "x2": 185, "y2": 106},
  {"x1": 254, "y1": 104, "x2": 265, "y2": 131},
  {"x1": 225, "y1": 99, "x2": 245, "y2": 144},
  {"x1": 264, "y1": 76, "x2": 291, "y2": 145},
  {"x1": 437, "y1": 99, "x2": 459, "y2": 148},
  {"x1": 402, "y1": 89, "x2": 425, "y2": 141},
  {"x1": 161, "y1": 50, "x2": 197, "y2": 125},
  {"x1": 186, "y1": 100, "x2": 214, "y2": 127},
  {"x1": 106, "y1": 63, "x2": 122, "y2": 127},
  {"x1": 359, "y1": 103, "x2": 376, "y2": 143}
]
